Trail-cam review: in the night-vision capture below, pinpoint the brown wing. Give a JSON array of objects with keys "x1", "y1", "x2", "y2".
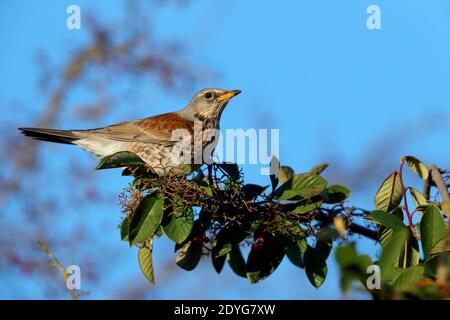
[{"x1": 89, "y1": 112, "x2": 194, "y2": 146}]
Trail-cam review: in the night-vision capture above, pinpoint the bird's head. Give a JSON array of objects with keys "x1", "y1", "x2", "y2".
[{"x1": 179, "y1": 88, "x2": 241, "y2": 122}]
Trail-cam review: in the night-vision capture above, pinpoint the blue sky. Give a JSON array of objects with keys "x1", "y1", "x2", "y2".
[{"x1": 1, "y1": 0, "x2": 450, "y2": 299}]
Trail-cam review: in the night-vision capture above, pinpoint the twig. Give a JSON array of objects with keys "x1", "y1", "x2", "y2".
[
  {"x1": 429, "y1": 164, "x2": 450, "y2": 283},
  {"x1": 399, "y1": 161, "x2": 419, "y2": 238},
  {"x1": 348, "y1": 223, "x2": 378, "y2": 241},
  {"x1": 429, "y1": 164, "x2": 450, "y2": 202},
  {"x1": 315, "y1": 210, "x2": 378, "y2": 241},
  {"x1": 38, "y1": 242, "x2": 87, "y2": 300}
]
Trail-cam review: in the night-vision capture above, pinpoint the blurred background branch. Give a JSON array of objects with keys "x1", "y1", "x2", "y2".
[
  {"x1": 0, "y1": 0, "x2": 205, "y2": 299},
  {"x1": 1, "y1": 0, "x2": 449, "y2": 299}
]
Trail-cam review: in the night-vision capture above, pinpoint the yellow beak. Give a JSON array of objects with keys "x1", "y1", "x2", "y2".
[{"x1": 217, "y1": 90, "x2": 242, "y2": 102}]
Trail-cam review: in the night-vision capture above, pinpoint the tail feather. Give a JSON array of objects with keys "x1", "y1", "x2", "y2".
[{"x1": 18, "y1": 128, "x2": 80, "y2": 145}]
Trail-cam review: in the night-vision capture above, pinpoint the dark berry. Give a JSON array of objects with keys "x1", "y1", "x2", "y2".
[{"x1": 193, "y1": 236, "x2": 203, "y2": 244}]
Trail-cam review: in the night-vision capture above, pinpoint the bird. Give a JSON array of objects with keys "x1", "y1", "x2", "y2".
[{"x1": 19, "y1": 88, "x2": 241, "y2": 175}]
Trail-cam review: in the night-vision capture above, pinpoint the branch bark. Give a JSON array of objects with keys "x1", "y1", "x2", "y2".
[
  {"x1": 315, "y1": 210, "x2": 378, "y2": 241},
  {"x1": 430, "y1": 163, "x2": 450, "y2": 202},
  {"x1": 348, "y1": 223, "x2": 378, "y2": 241},
  {"x1": 429, "y1": 164, "x2": 450, "y2": 283}
]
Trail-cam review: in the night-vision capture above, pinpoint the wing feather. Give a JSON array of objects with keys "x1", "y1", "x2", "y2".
[{"x1": 89, "y1": 112, "x2": 194, "y2": 146}]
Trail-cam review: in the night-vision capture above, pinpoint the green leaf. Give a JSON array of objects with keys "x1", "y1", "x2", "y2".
[
  {"x1": 276, "y1": 189, "x2": 300, "y2": 200},
  {"x1": 429, "y1": 238, "x2": 450, "y2": 256},
  {"x1": 402, "y1": 156, "x2": 429, "y2": 180},
  {"x1": 368, "y1": 210, "x2": 405, "y2": 230},
  {"x1": 246, "y1": 234, "x2": 285, "y2": 283},
  {"x1": 138, "y1": 239, "x2": 155, "y2": 284},
  {"x1": 154, "y1": 225, "x2": 164, "y2": 238},
  {"x1": 213, "y1": 243, "x2": 233, "y2": 258},
  {"x1": 213, "y1": 222, "x2": 250, "y2": 259},
  {"x1": 176, "y1": 240, "x2": 203, "y2": 271},
  {"x1": 335, "y1": 243, "x2": 373, "y2": 294},
  {"x1": 441, "y1": 200, "x2": 450, "y2": 218},
  {"x1": 310, "y1": 163, "x2": 329, "y2": 175},
  {"x1": 217, "y1": 163, "x2": 240, "y2": 180},
  {"x1": 270, "y1": 175, "x2": 279, "y2": 194},
  {"x1": 423, "y1": 254, "x2": 440, "y2": 277},
  {"x1": 120, "y1": 217, "x2": 130, "y2": 241},
  {"x1": 323, "y1": 184, "x2": 351, "y2": 204},
  {"x1": 420, "y1": 205, "x2": 445, "y2": 259},
  {"x1": 269, "y1": 156, "x2": 280, "y2": 192},
  {"x1": 274, "y1": 173, "x2": 327, "y2": 201},
  {"x1": 212, "y1": 249, "x2": 227, "y2": 274},
  {"x1": 398, "y1": 234, "x2": 420, "y2": 268},
  {"x1": 285, "y1": 237, "x2": 308, "y2": 268},
  {"x1": 393, "y1": 265, "x2": 424, "y2": 291},
  {"x1": 374, "y1": 171, "x2": 403, "y2": 212},
  {"x1": 335, "y1": 243, "x2": 372, "y2": 272},
  {"x1": 174, "y1": 220, "x2": 206, "y2": 252},
  {"x1": 379, "y1": 227, "x2": 408, "y2": 282},
  {"x1": 162, "y1": 197, "x2": 194, "y2": 244},
  {"x1": 335, "y1": 244, "x2": 357, "y2": 269},
  {"x1": 278, "y1": 166, "x2": 295, "y2": 184},
  {"x1": 304, "y1": 240, "x2": 332, "y2": 288},
  {"x1": 379, "y1": 227, "x2": 393, "y2": 247},
  {"x1": 227, "y1": 245, "x2": 247, "y2": 278},
  {"x1": 374, "y1": 209, "x2": 419, "y2": 268},
  {"x1": 95, "y1": 151, "x2": 145, "y2": 170},
  {"x1": 409, "y1": 188, "x2": 428, "y2": 208},
  {"x1": 241, "y1": 184, "x2": 267, "y2": 201},
  {"x1": 129, "y1": 194, "x2": 164, "y2": 246},
  {"x1": 292, "y1": 197, "x2": 322, "y2": 215},
  {"x1": 378, "y1": 208, "x2": 404, "y2": 247}
]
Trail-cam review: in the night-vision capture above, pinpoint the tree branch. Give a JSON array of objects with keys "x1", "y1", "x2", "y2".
[
  {"x1": 348, "y1": 223, "x2": 378, "y2": 241},
  {"x1": 315, "y1": 210, "x2": 378, "y2": 241},
  {"x1": 430, "y1": 163, "x2": 450, "y2": 202}
]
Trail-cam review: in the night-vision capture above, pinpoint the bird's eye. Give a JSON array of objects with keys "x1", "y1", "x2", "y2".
[{"x1": 204, "y1": 92, "x2": 213, "y2": 99}]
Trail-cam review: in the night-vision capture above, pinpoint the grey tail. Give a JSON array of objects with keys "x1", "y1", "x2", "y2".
[{"x1": 18, "y1": 128, "x2": 80, "y2": 145}]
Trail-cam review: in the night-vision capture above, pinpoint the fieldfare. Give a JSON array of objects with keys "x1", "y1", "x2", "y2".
[{"x1": 19, "y1": 88, "x2": 241, "y2": 175}]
